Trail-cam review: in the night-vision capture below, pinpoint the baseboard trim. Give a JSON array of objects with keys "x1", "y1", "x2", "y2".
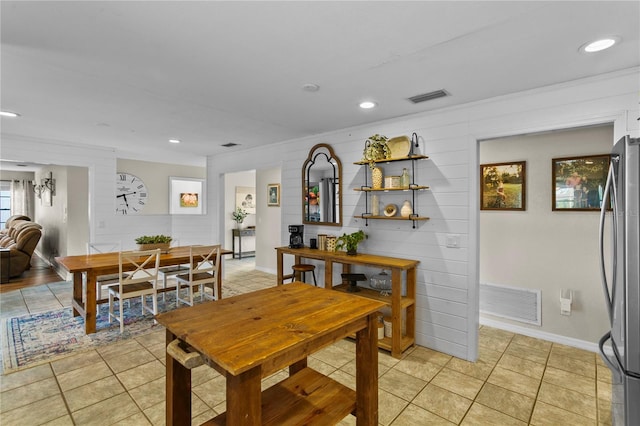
[{"x1": 480, "y1": 317, "x2": 612, "y2": 355}]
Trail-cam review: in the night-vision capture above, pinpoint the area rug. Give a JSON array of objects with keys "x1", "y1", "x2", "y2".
[{"x1": 1, "y1": 285, "x2": 242, "y2": 374}]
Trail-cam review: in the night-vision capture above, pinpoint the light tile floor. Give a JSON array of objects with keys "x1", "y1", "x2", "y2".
[{"x1": 0, "y1": 258, "x2": 613, "y2": 425}]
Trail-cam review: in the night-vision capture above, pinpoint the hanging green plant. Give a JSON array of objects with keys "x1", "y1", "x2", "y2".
[{"x1": 362, "y1": 134, "x2": 391, "y2": 169}]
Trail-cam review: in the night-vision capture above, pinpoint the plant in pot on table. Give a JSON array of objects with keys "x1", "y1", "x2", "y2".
[
  {"x1": 232, "y1": 207, "x2": 249, "y2": 229},
  {"x1": 336, "y1": 230, "x2": 367, "y2": 256},
  {"x1": 135, "y1": 234, "x2": 172, "y2": 252}
]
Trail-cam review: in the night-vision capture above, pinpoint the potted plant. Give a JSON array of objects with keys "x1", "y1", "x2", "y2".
[
  {"x1": 135, "y1": 234, "x2": 172, "y2": 253},
  {"x1": 336, "y1": 230, "x2": 367, "y2": 255},
  {"x1": 232, "y1": 207, "x2": 249, "y2": 228},
  {"x1": 362, "y1": 134, "x2": 390, "y2": 169}
]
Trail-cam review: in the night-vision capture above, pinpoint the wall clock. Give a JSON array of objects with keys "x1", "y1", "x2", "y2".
[{"x1": 115, "y1": 172, "x2": 148, "y2": 215}]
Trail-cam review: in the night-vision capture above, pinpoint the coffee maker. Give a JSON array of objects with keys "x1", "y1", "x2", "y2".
[{"x1": 288, "y1": 225, "x2": 304, "y2": 248}]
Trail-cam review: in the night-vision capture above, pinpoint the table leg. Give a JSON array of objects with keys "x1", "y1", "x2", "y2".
[
  {"x1": 72, "y1": 272, "x2": 83, "y2": 317},
  {"x1": 391, "y1": 268, "x2": 402, "y2": 358},
  {"x1": 289, "y1": 357, "x2": 307, "y2": 376},
  {"x1": 226, "y1": 366, "x2": 262, "y2": 425},
  {"x1": 217, "y1": 259, "x2": 223, "y2": 300},
  {"x1": 84, "y1": 271, "x2": 97, "y2": 334},
  {"x1": 232, "y1": 232, "x2": 236, "y2": 259},
  {"x1": 166, "y1": 330, "x2": 192, "y2": 426},
  {"x1": 355, "y1": 312, "x2": 378, "y2": 425},
  {"x1": 276, "y1": 250, "x2": 284, "y2": 285},
  {"x1": 324, "y1": 260, "x2": 333, "y2": 289}
]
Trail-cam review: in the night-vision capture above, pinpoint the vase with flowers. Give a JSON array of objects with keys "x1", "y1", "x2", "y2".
[{"x1": 232, "y1": 207, "x2": 249, "y2": 229}]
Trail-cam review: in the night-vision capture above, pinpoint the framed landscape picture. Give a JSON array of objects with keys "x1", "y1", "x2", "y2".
[
  {"x1": 552, "y1": 154, "x2": 610, "y2": 211},
  {"x1": 480, "y1": 161, "x2": 526, "y2": 211}
]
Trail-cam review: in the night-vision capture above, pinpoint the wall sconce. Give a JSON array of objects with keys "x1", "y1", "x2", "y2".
[{"x1": 33, "y1": 172, "x2": 55, "y2": 202}]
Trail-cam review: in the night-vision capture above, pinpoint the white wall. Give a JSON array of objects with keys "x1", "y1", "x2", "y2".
[
  {"x1": 207, "y1": 68, "x2": 638, "y2": 361},
  {"x1": 255, "y1": 167, "x2": 282, "y2": 274},
  {"x1": 480, "y1": 125, "x2": 613, "y2": 344}
]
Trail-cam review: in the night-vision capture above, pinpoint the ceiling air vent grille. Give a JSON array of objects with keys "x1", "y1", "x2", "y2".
[
  {"x1": 408, "y1": 89, "x2": 448, "y2": 104},
  {"x1": 221, "y1": 143, "x2": 239, "y2": 148}
]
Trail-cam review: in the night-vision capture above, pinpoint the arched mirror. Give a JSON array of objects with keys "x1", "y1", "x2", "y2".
[{"x1": 302, "y1": 143, "x2": 342, "y2": 226}]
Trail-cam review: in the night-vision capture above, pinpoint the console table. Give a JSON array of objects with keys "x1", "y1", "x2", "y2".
[
  {"x1": 276, "y1": 246, "x2": 419, "y2": 358},
  {"x1": 232, "y1": 228, "x2": 255, "y2": 259},
  {"x1": 157, "y1": 282, "x2": 384, "y2": 425}
]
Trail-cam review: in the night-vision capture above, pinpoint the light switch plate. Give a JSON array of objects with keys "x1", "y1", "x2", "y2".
[{"x1": 446, "y1": 234, "x2": 460, "y2": 248}]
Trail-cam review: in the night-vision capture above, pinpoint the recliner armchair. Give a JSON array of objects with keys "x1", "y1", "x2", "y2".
[{"x1": 0, "y1": 219, "x2": 42, "y2": 279}]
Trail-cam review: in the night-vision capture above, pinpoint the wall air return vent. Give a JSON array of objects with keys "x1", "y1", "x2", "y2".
[
  {"x1": 221, "y1": 142, "x2": 239, "y2": 148},
  {"x1": 408, "y1": 89, "x2": 448, "y2": 104},
  {"x1": 480, "y1": 282, "x2": 541, "y2": 326}
]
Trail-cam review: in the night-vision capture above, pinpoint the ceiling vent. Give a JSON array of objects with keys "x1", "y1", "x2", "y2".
[
  {"x1": 408, "y1": 89, "x2": 448, "y2": 104},
  {"x1": 221, "y1": 142, "x2": 239, "y2": 148}
]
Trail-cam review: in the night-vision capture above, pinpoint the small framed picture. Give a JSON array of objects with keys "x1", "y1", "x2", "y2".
[
  {"x1": 267, "y1": 183, "x2": 280, "y2": 207},
  {"x1": 480, "y1": 161, "x2": 526, "y2": 211},
  {"x1": 552, "y1": 154, "x2": 610, "y2": 211}
]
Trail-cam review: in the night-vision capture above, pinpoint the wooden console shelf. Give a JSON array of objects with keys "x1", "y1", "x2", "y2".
[{"x1": 276, "y1": 246, "x2": 419, "y2": 358}]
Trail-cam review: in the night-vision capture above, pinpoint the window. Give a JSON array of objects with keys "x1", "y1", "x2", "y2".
[{"x1": 0, "y1": 181, "x2": 11, "y2": 228}]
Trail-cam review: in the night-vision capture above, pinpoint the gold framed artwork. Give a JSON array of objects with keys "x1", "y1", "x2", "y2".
[
  {"x1": 267, "y1": 183, "x2": 280, "y2": 206},
  {"x1": 480, "y1": 161, "x2": 526, "y2": 211}
]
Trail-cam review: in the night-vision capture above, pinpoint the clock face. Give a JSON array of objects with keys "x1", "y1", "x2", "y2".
[{"x1": 115, "y1": 173, "x2": 148, "y2": 215}]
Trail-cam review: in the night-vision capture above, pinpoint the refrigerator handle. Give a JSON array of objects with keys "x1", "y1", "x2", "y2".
[
  {"x1": 599, "y1": 331, "x2": 622, "y2": 382},
  {"x1": 599, "y1": 160, "x2": 617, "y2": 325}
]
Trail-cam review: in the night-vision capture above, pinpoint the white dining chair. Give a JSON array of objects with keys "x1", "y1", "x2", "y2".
[
  {"x1": 174, "y1": 245, "x2": 221, "y2": 306},
  {"x1": 157, "y1": 239, "x2": 188, "y2": 298},
  {"x1": 87, "y1": 241, "x2": 127, "y2": 302},
  {"x1": 108, "y1": 249, "x2": 161, "y2": 333}
]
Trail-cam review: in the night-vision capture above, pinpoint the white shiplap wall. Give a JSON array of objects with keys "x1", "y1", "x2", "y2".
[{"x1": 207, "y1": 68, "x2": 638, "y2": 361}]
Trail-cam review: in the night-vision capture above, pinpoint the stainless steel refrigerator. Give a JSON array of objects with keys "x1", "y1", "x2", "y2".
[{"x1": 599, "y1": 135, "x2": 640, "y2": 426}]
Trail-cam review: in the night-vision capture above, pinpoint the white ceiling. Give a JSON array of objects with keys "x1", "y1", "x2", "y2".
[{"x1": 1, "y1": 1, "x2": 638, "y2": 165}]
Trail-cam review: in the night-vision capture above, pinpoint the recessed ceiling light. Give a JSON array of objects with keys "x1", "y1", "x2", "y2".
[
  {"x1": 0, "y1": 110, "x2": 21, "y2": 118},
  {"x1": 302, "y1": 83, "x2": 320, "y2": 92},
  {"x1": 359, "y1": 101, "x2": 377, "y2": 109},
  {"x1": 169, "y1": 139, "x2": 181, "y2": 144},
  {"x1": 580, "y1": 37, "x2": 620, "y2": 53}
]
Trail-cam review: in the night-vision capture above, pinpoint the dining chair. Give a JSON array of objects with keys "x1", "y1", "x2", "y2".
[
  {"x1": 174, "y1": 245, "x2": 221, "y2": 306},
  {"x1": 157, "y1": 239, "x2": 188, "y2": 297},
  {"x1": 108, "y1": 248, "x2": 161, "y2": 333},
  {"x1": 87, "y1": 241, "x2": 128, "y2": 302}
]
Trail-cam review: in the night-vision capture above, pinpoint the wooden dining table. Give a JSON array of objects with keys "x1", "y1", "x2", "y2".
[
  {"x1": 157, "y1": 282, "x2": 385, "y2": 425},
  {"x1": 56, "y1": 246, "x2": 231, "y2": 334}
]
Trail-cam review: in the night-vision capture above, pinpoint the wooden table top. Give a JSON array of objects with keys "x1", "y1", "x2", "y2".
[
  {"x1": 56, "y1": 246, "x2": 232, "y2": 274},
  {"x1": 156, "y1": 282, "x2": 385, "y2": 376},
  {"x1": 276, "y1": 246, "x2": 419, "y2": 270}
]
